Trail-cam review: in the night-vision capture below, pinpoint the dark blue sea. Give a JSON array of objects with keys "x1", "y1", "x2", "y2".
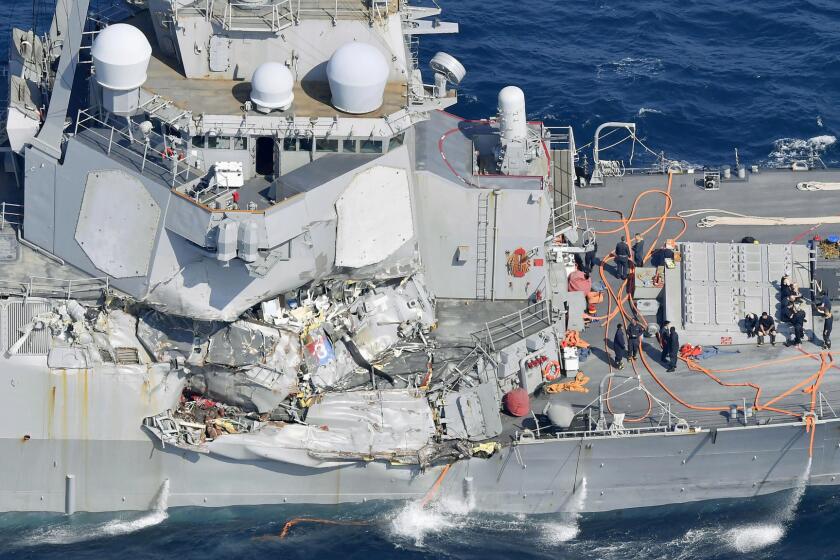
[{"x1": 2, "y1": 0, "x2": 840, "y2": 558}]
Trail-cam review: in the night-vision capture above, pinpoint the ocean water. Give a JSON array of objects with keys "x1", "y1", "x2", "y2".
[{"x1": 2, "y1": 0, "x2": 840, "y2": 558}]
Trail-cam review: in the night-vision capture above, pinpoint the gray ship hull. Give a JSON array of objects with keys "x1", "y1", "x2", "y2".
[{"x1": 2, "y1": 419, "x2": 835, "y2": 515}]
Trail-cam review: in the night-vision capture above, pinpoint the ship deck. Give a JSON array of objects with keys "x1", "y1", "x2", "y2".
[
  {"x1": 551, "y1": 168, "x2": 840, "y2": 434},
  {"x1": 129, "y1": 12, "x2": 408, "y2": 119}
]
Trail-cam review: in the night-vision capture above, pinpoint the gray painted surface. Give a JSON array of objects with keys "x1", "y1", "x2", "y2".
[{"x1": 6, "y1": 0, "x2": 840, "y2": 520}]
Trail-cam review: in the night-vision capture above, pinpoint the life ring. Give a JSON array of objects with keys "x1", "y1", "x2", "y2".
[{"x1": 542, "y1": 360, "x2": 561, "y2": 382}]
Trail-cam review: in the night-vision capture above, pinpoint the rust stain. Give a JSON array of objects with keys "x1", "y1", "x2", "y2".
[
  {"x1": 61, "y1": 369, "x2": 68, "y2": 440},
  {"x1": 47, "y1": 385, "x2": 56, "y2": 439}
]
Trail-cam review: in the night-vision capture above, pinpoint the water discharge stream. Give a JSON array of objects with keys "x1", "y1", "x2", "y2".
[
  {"x1": 723, "y1": 458, "x2": 812, "y2": 553},
  {"x1": 18, "y1": 479, "x2": 170, "y2": 546}
]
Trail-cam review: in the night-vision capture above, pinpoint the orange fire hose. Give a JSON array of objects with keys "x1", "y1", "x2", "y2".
[{"x1": 580, "y1": 173, "x2": 836, "y2": 456}]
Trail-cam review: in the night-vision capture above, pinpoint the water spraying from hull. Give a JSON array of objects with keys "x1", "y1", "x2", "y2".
[
  {"x1": 19, "y1": 479, "x2": 170, "y2": 546},
  {"x1": 540, "y1": 477, "x2": 587, "y2": 544},
  {"x1": 724, "y1": 458, "x2": 812, "y2": 553}
]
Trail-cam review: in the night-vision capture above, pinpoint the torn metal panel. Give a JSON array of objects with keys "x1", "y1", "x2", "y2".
[
  {"x1": 208, "y1": 389, "x2": 436, "y2": 467},
  {"x1": 305, "y1": 389, "x2": 436, "y2": 453},
  {"x1": 206, "y1": 320, "x2": 302, "y2": 373},
  {"x1": 137, "y1": 310, "x2": 212, "y2": 361},
  {"x1": 187, "y1": 365, "x2": 298, "y2": 413}
]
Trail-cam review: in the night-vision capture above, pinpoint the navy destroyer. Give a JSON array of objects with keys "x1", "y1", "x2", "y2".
[{"x1": 1, "y1": 0, "x2": 839, "y2": 517}]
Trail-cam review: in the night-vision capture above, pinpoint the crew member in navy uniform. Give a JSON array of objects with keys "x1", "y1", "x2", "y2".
[
  {"x1": 614, "y1": 236, "x2": 631, "y2": 280},
  {"x1": 584, "y1": 240, "x2": 598, "y2": 274},
  {"x1": 632, "y1": 233, "x2": 645, "y2": 268},
  {"x1": 660, "y1": 321, "x2": 671, "y2": 365},
  {"x1": 744, "y1": 313, "x2": 758, "y2": 338},
  {"x1": 613, "y1": 324, "x2": 627, "y2": 370},
  {"x1": 627, "y1": 319, "x2": 644, "y2": 361},
  {"x1": 818, "y1": 291, "x2": 832, "y2": 314},
  {"x1": 757, "y1": 311, "x2": 776, "y2": 346},
  {"x1": 787, "y1": 306, "x2": 806, "y2": 346},
  {"x1": 823, "y1": 309, "x2": 833, "y2": 350},
  {"x1": 666, "y1": 327, "x2": 679, "y2": 372}
]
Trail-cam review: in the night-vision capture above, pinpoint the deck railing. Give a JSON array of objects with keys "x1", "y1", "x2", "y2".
[
  {"x1": 472, "y1": 301, "x2": 553, "y2": 353},
  {"x1": 0, "y1": 275, "x2": 110, "y2": 300},
  {"x1": 74, "y1": 108, "x2": 196, "y2": 187},
  {"x1": 223, "y1": 0, "x2": 294, "y2": 31},
  {"x1": 546, "y1": 126, "x2": 578, "y2": 240},
  {"x1": 0, "y1": 202, "x2": 24, "y2": 231}
]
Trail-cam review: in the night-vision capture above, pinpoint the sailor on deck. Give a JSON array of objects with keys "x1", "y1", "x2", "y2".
[
  {"x1": 744, "y1": 313, "x2": 758, "y2": 338},
  {"x1": 627, "y1": 319, "x2": 644, "y2": 361},
  {"x1": 757, "y1": 311, "x2": 777, "y2": 346},
  {"x1": 666, "y1": 327, "x2": 679, "y2": 372},
  {"x1": 659, "y1": 321, "x2": 671, "y2": 365},
  {"x1": 584, "y1": 240, "x2": 598, "y2": 274},
  {"x1": 823, "y1": 309, "x2": 834, "y2": 350},
  {"x1": 787, "y1": 306, "x2": 806, "y2": 347},
  {"x1": 632, "y1": 233, "x2": 645, "y2": 268},
  {"x1": 613, "y1": 324, "x2": 627, "y2": 370},
  {"x1": 614, "y1": 236, "x2": 631, "y2": 280}
]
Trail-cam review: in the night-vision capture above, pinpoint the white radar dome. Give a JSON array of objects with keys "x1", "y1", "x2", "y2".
[
  {"x1": 498, "y1": 85, "x2": 528, "y2": 143},
  {"x1": 250, "y1": 62, "x2": 295, "y2": 112},
  {"x1": 326, "y1": 42, "x2": 389, "y2": 114},
  {"x1": 91, "y1": 23, "x2": 152, "y2": 91}
]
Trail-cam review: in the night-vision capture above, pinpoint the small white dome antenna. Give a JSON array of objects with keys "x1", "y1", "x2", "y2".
[
  {"x1": 91, "y1": 23, "x2": 152, "y2": 116},
  {"x1": 250, "y1": 62, "x2": 295, "y2": 113},
  {"x1": 327, "y1": 42, "x2": 389, "y2": 114},
  {"x1": 429, "y1": 52, "x2": 465, "y2": 98}
]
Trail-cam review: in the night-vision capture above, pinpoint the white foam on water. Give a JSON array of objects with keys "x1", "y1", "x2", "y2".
[
  {"x1": 539, "y1": 478, "x2": 586, "y2": 546},
  {"x1": 721, "y1": 458, "x2": 811, "y2": 553},
  {"x1": 20, "y1": 479, "x2": 170, "y2": 546},
  {"x1": 637, "y1": 107, "x2": 663, "y2": 117},
  {"x1": 725, "y1": 524, "x2": 785, "y2": 553},
  {"x1": 597, "y1": 57, "x2": 664, "y2": 80},
  {"x1": 539, "y1": 522, "x2": 579, "y2": 544},
  {"x1": 389, "y1": 500, "x2": 460, "y2": 547},
  {"x1": 768, "y1": 135, "x2": 836, "y2": 165}
]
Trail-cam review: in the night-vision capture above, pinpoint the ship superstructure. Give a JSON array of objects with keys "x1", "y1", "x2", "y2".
[{"x1": 1, "y1": 0, "x2": 840, "y2": 516}]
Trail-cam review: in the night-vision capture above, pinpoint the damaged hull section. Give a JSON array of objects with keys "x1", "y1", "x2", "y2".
[{"x1": 1, "y1": 419, "x2": 837, "y2": 514}]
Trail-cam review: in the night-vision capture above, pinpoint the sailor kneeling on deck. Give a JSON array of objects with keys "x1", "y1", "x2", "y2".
[{"x1": 757, "y1": 312, "x2": 776, "y2": 346}]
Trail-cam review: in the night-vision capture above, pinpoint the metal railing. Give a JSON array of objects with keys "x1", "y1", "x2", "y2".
[
  {"x1": 174, "y1": 0, "x2": 382, "y2": 25},
  {"x1": 294, "y1": 0, "x2": 376, "y2": 23},
  {"x1": 28, "y1": 276, "x2": 110, "y2": 299},
  {"x1": 546, "y1": 126, "x2": 577, "y2": 160},
  {"x1": 545, "y1": 126, "x2": 578, "y2": 240},
  {"x1": 472, "y1": 301, "x2": 553, "y2": 352},
  {"x1": 223, "y1": 0, "x2": 294, "y2": 31},
  {"x1": 74, "y1": 108, "x2": 196, "y2": 188},
  {"x1": 0, "y1": 275, "x2": 110, "y2": 299},
  {"x1": 517, "y1": 375, "x2": 840, "y2": 444},
  {"x1": 0, "y1": 202, "x2": 24, "y2": 231}
]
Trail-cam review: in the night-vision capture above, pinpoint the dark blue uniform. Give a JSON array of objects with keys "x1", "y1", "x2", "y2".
[
  {"x1": 627, "y1": 322, "x2": 644, "y2": 359},
  {"x1": 615, "y1": 241, "x2": 631, "y2": 280},
  {"x1": 632, "y1": 238, "x2": 645, "y2": 268},
  {"x1": 823, "y1": 311, "x2": 833, "y2": 349},
  {"x1": 660, "y1": 325, "x2": 671, "y2": 364},
  {"x1": 613, "y1": 327, "x2": 627, "y2": 368},
  {"x1": 666, "y1": 328, "x2": 679, "y2": 372}
]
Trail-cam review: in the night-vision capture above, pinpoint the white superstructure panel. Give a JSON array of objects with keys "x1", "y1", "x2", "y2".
[{"x1": 335, "y1": 166, "x2": 413, "y2": 268}]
